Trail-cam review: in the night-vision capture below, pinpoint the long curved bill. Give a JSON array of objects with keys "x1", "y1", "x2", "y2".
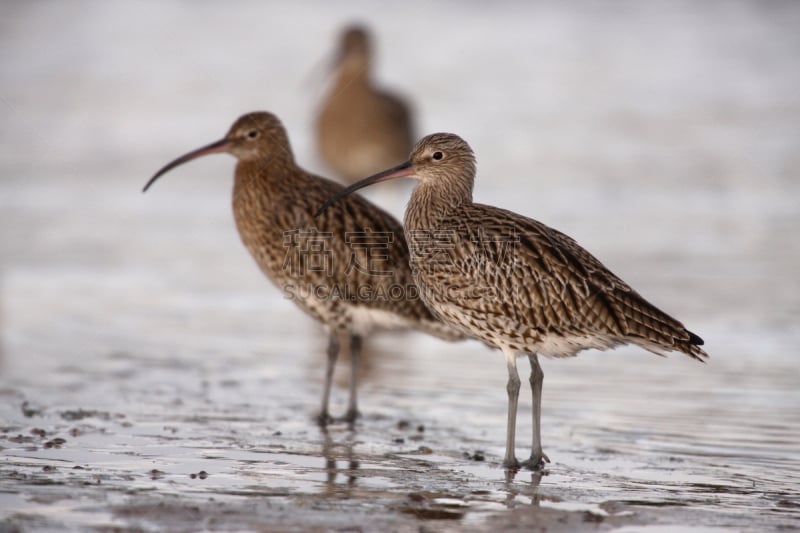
[
  {"x1": 142, "y1": 138, "x2": 231, "y2": 193},
  {"x1": 314, "y1": 160, "x2": 415, "y2": 217}
]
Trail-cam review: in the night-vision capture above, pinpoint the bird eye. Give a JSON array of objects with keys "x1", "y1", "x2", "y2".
[
  {"x1": 432, "y1": 151, "x2": 443, "y2": 161},
  {"x1": 246, "y1": 130, "x2": 259, "y2": 139}
]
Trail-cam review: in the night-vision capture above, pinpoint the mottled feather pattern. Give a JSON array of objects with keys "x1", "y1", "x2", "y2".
[
  {"x1": 232, "y1": 154, "x2": 462, "y2": 341},
  {"x1": 407, "y1": 201, "x2": 707, "y2": 360},
  {"x1": 411, "y1": 204, "x2": 705, "y2": 359},
  {"x1": 394, "y1": 133, "x2": 706, "y2": 363}
]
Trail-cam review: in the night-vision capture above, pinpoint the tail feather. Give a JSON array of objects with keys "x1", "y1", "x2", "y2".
[
  {"x1": 688, "y1": 330, "x2": 704, "y2": 346},
  {"x1": 609, "y1": 290, "x2": 708, "y2": 363},
  {"x1": 684, "y1": 329, "x2": 709, "y2": 362}
]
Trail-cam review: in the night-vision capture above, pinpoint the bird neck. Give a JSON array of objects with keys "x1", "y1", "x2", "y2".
[
  {"x1": 233, "y1": 154, "x2": 296, "y2": 205},
  {"x1": 404, "y1": 178, "x2": 473, "y2": 231},
  {"x1": 334, "y1": 57, "x2": 371, "y2": 90}
]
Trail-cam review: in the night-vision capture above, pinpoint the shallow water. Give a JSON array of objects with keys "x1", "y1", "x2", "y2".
[{"x1": 2, "y1": 1, "x2": 799, "y2": 531}]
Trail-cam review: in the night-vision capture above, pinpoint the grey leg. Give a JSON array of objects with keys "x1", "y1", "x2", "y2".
[
  {"x1": 521, "y1": 353, "x2": 550, "y2": 469},
  {"x1": 343, "y1": 334, "x2": 362, "y2": 423},
  {"x1": 502, "y1": 348, "x2": 520, "y2": 469},
  {"x1": 317, "y1": 332, "x2": 339, "y2": 426}
]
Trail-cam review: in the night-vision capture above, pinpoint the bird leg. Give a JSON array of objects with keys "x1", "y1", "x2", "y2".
[
  {"x1": 317, "y1": 332, "x2": 340, "y2": 426},
  {"x1": 521, "y1": 353, "x2": 550, "y2": 469},
  {"x1": 503, "y1": 348, "x2": 521, "y2": 469},
  {"x1": 343, "y1": 334, "x2": 362, "y2": 424}
]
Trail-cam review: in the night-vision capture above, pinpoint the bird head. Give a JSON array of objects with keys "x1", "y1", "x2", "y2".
[
  {"x1": 315, "y1": 132, "x2": 476, "y2": 216},
  {"x1": 142, "y1": 111, "x2": 292, "y2": 192}
]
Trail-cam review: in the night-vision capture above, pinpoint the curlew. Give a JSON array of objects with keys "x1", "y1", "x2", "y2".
[
  {"x1": 317, "y1": 133, "x2": 708, "y2": 468},
  {"x1": 143, "y1": 113, "x2": 462, "y2": 424},
  {"x1": 316, "y1": 24, "x2": 414, "y2": 183}
]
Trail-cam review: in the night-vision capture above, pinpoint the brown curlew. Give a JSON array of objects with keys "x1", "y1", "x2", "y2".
[
  {"x1": 317, "y1": 132, "x2": 708, "y2": 468},
  {"x1": 143, "y1": 113, "x2": 462, "y2": 425},
  {"x1": 316, "y1": 24, "x2": 414, "y2": 183}
]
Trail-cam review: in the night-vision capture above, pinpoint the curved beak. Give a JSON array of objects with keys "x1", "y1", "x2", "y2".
[
  {"x1": 314, "y1": 160, "x2": 415, "y2": 217},
  {"x1": 142, "y1": 138, "x2": 231, "y2": 193}
]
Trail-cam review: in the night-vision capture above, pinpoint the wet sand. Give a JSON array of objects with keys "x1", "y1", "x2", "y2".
[
  {"x1": 2, "y1": 0, "x2": 800, "y2": 531},
  {"x1": 0, "y1": 333, "x2": 798, "y2": 531}
]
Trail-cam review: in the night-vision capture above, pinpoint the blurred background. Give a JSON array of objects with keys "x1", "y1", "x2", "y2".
[
  {"x1": 0, "y1": 0, "x2": 799, "y2": 528},
  {"x1": 2, "y1": 0, "x2": 797, "y2": 371}
]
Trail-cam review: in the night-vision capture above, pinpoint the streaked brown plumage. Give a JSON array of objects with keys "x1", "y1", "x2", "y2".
[
  {"x1": 316, "y1": 25, "x2": 414, "y2": 183},
  {"x1": 143, "y1": 112, "x2": 462, "y2": 424},
  {"x1": 317, "y1": 132, "x2": 708, "y2": 469}
]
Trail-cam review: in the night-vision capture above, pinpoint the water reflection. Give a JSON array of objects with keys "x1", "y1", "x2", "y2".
[
  {"x1": 504, "y1": 469, "x2": 546, "y2": 508},
  {"x1": 320, "y1": 428, "x2": 359, "y2": 497}
]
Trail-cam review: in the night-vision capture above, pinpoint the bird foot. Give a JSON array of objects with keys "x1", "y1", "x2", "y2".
[
  {"x1": 340, "y1": 408, "x2": 361, "y2": 425},
  {"x1": 520, "y1": 452, "x2": 550, "y2": 471},
  {"x1": 316, "y1": 412, "x2": 335, "y2": 427},
  {"x1": 502, "y1": 457, "x2": 521, "y2": 471}
]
